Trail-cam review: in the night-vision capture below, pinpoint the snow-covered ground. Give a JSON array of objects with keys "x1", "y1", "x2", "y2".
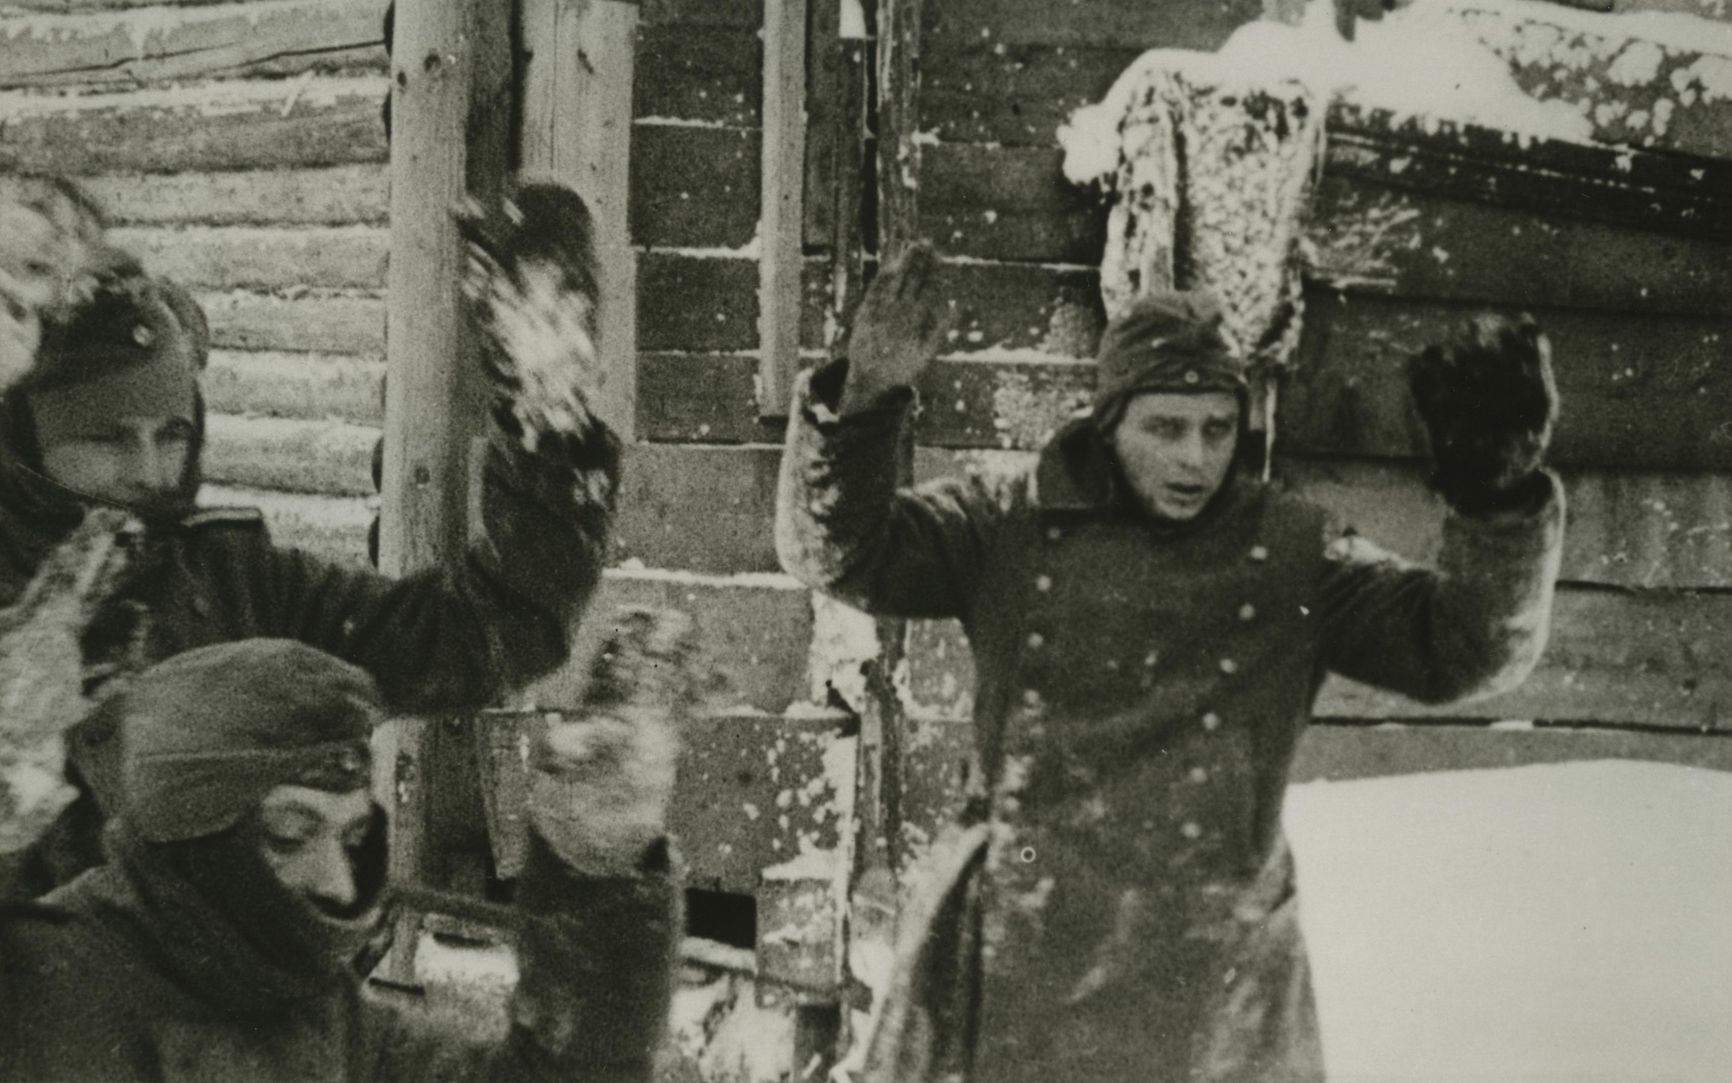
[{"x1": 1287, "y1": 760, "x2": 1732, "y2": 1083}]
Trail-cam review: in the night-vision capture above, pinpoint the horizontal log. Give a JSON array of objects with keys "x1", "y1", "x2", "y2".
[
  {"x1": 1326, "y1": 105, "x2": 1732, "y2": 243},
  {"x1": 634, "y1": 23, "x2": 758, "y2": 126},
  {"x1": 0, "y1": 2, "x2": 241, "y2": 12},
  {"x1": 902, "y1": 585, "x2": 1732, "y2": 732},
  {"x1": 200, "y1": 482, "x2": 371, "y2": 566},
  {"x1": 1308, "y1": 172, "x2": 1732, "y2": 314},
  {"x1": 630, "y1": 123, "x2": 760, "y2": 250},
  {"x1": 203, "y1": 411, "x2": 377, "y2": 495},
  {"x1": 203, "y1": 348, "x2": 384, "y2": 424},
  {"x1": 478, "y1": 707, "x2": 855, "y2": 890},
  {"x1": 112, "y1": 224, "x2": 387, "y2": 291},
  {"x1": 924, "y1": 0, "x2": 1262, "y2": 48},
  {"x1": 0, "y1": 0, "x2": 386, "y2": 89},
  {"x1": 199, "y1": 290, "x2": 384, "y2": 355},
  {"x1": 79, "y1": 164, "x2": 388, "y2": 226},
  {"x1": 0, "y1": 75, "x2": 388, "y2": 174},
  {"x1": 918, "y1": 143, "x2": 1732, "y2": 314},
  {"x1": 1286, "y1": 289, "x2": 1732, "y2": 471},
  {"x1": 1289, "y1": 723, "x2": 1732, "y2": 784},
  {"x1": 1277, "y1": 457, "x2": 1732, "y2": 592}
]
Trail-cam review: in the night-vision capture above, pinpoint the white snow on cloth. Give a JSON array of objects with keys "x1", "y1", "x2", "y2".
[
  {"x1": 1285, "y1": 760, "x2": 1732, "y2": 1082},
  {"x1": 1059, "y1": 0, "x2": 1591, "y2": 195}
]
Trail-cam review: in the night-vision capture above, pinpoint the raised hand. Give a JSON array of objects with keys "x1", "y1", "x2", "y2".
[
  {"x1": 1408, "y1": 312, "x2": 1558, "y2": 513},
  {"x1": 839, "y1": 240, "x2": 954, "y2": 414},
  {"x1": 528, "y1": 607, "x2": 700, "y2": 877},
  {"x1": 456, "y1": 181, "x2": 606, "y2": 462},
  {"x1": 0, "y1": 508, "x2": 137, "y2": 852}
]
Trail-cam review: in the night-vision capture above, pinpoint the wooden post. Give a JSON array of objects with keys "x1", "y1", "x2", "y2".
[
  {"x1": 756, "y1": 0, "x2": 808, "y2": 416},
  {"x1": 380, "y1": 0, "x2": 512, "y2": 981},
  {"x1": 519, "y1": 0, "x2": 639, "y2": 443},
  {"x1": 877, "y1": 0, "x2": 924, "y2": 260}
]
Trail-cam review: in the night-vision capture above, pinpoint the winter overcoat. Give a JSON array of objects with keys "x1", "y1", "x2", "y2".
[
  {"x1": 0, "y1": 830, "x2": 677, "y2": 1083},
  {"x1": 0, "y1": 402, "x2": 616, "y2": 896},
  {"x1": 776, "y1": 366, "x2": 1565, "y2": 1083}
]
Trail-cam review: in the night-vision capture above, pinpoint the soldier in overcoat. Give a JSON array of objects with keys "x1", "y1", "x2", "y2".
[
  {"x1": 0, "y1": 626, "x2": 691, "y2": 1083},
  {"x1": 0, "y1": 184, "x2": 617, "y2": 898},
  {"x1": 776, "y1": 243, "x2": 1565, "y2": 1082}
]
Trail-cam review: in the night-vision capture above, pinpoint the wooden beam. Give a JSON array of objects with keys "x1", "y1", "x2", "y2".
[
  {"x1": 200, "y1": 291, "x2": 384, "y2": 356},
  {"x1": 519, "y1": 0, "x2": 639, "y2": 441},
  {"x1": 110, "y1": 225, "x2": 387, "y2": 292},
  {"x1": 81, "y1": 165, "x2": 389, "y2": 227},
  {"x1": 757, "y1": 0, "x2": 808, "y2": 416},
  {"x1": 0, "y1": 0, "x2": 385, "y2": 89},
  {"x1": 0, "y1": 76, "x2": 387, "y2": 174},
  {"x1": 877, "y1": 0, "x2": 923, "y2": 258},
  {"x1": 379, "y1": 0, "x2": 510, "y2": 979}
]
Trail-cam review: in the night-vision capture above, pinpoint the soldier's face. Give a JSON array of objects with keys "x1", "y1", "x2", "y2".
[
  {"x1": 35, "y1": 413, "x2": 193, "y2": 508},
  {"x1": 1110, "y1": 391, "x2": 1239, "y2": 522},
  {"x1": 258, "y1": 785, "x2": 376, "y2": 914}
]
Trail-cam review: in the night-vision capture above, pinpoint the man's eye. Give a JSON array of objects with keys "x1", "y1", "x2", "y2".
[{"x1": 265, "y1": 833, "x2": 309, "y2": 854}]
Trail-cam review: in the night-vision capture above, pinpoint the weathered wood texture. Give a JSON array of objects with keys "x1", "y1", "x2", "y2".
[
  {"x1": 111, "y1": 224, "x2": 386, "y2": 290},
  {"x1": 1280, "y1": 457, "x2": 1732, "y2": 592},
  {"x1": 757, "y1": 0, "x2": 807, "y2": 412},
  {"x1": 1286, "y1": 290, "x2": 1732, "y2": 472},
  {"x1": 0, "y1": 0, "x2": 386, "y2": 89},
  {"x1": 0, "y1": 76, "x2": 388, "y2": 174},
  {"x1": 82, "y1": 165, "x2": 389, "y2": 226},
  {"x1": 519, "y1": 0, "x2": 640, "y2": 439}
]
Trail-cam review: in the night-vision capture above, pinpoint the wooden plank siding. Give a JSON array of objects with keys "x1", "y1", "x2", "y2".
[{"x1": 4, "y1": 0, "x2": 1729, "y2": 963}]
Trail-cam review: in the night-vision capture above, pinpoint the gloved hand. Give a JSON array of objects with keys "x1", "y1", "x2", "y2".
[
  {"x1": 837, "y1": 240, "x2": 954, "y2": 415},
  {"x1": 1408, "y1": 312, "x2": 1558, "y2": 515},
  {"x1": 456, "y1": 180, "x2": 609, "y2": 449},
  {"x1": 528, "y1": 607, "x2": 699, "y2": 878}
]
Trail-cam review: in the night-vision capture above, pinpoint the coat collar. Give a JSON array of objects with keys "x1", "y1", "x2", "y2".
[{"x1": 1031, "y1": 417, "x2": 1119, "y2": 513}]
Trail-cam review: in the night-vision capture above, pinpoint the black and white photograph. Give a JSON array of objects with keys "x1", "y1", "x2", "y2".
[{"x1": 0, "y1": 1, "x2": 1727, "y2": 1080}]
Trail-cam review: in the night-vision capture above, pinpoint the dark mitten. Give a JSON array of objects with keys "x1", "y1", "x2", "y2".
[
  {"x1": 456, "y1": 180, "x2": 613, "y2": 503},
  {"x1": 1408, "y1": 312, "x2": 1558, "y2": 514}
]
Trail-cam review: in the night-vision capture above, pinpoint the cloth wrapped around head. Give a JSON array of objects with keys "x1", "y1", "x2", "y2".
[
  {"x1": 1092, "y1": 289, "x2": 1247, "y2": 433},
  {"x1": 116, "y1": 639, "x2": 380, "y2": 843}
]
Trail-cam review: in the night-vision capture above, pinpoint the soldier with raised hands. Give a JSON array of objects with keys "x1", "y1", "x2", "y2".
[
  {"x1": 776, "y1": 242, "x2": 1565, "y2": 1082},
  {"x1": 0, "y1": 179, "x2": 620, "y2": 899},
  {"x1": 0, "y1": 610, "x2": 694, "y2": 1082}
]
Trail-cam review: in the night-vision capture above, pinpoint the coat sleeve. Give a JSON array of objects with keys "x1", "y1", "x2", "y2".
[
  {"x1": 1317, "y1": 472, "x2": 1565, "y2": 705},
  {"x1": 359, "y1": 831, "x2": 680, "y2": 1083},
  {"x1": 226, "y1": 428, "x2": 617, "y2": 716},
  {"x1": 775, "y1": 362, "x2": 1009, "y2": 621}
]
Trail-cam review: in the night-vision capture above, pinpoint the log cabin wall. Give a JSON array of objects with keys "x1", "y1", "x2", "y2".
[
  {"x1": 6, "y1": 0, "x2": 1732, "y2": 1064},
  {"x1": 0, "y1": 0, "x2": 391, "y2": 563}
]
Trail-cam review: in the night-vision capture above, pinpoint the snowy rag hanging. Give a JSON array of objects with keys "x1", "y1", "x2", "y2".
[{"x1": 1061, "y1": 51, "x2": 1326, "y2": 391}]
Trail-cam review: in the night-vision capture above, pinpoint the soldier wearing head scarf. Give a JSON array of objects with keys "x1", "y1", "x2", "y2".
[
  {"x1": 0, "y1": 623, "x2": 690, "y2": 1083},
  {"x1": 775, "y1": 243, "x2": 1564, "y2": 1082},
  {"x1": 0, "y1": 182, "x2": 620, "y2": 899}
]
